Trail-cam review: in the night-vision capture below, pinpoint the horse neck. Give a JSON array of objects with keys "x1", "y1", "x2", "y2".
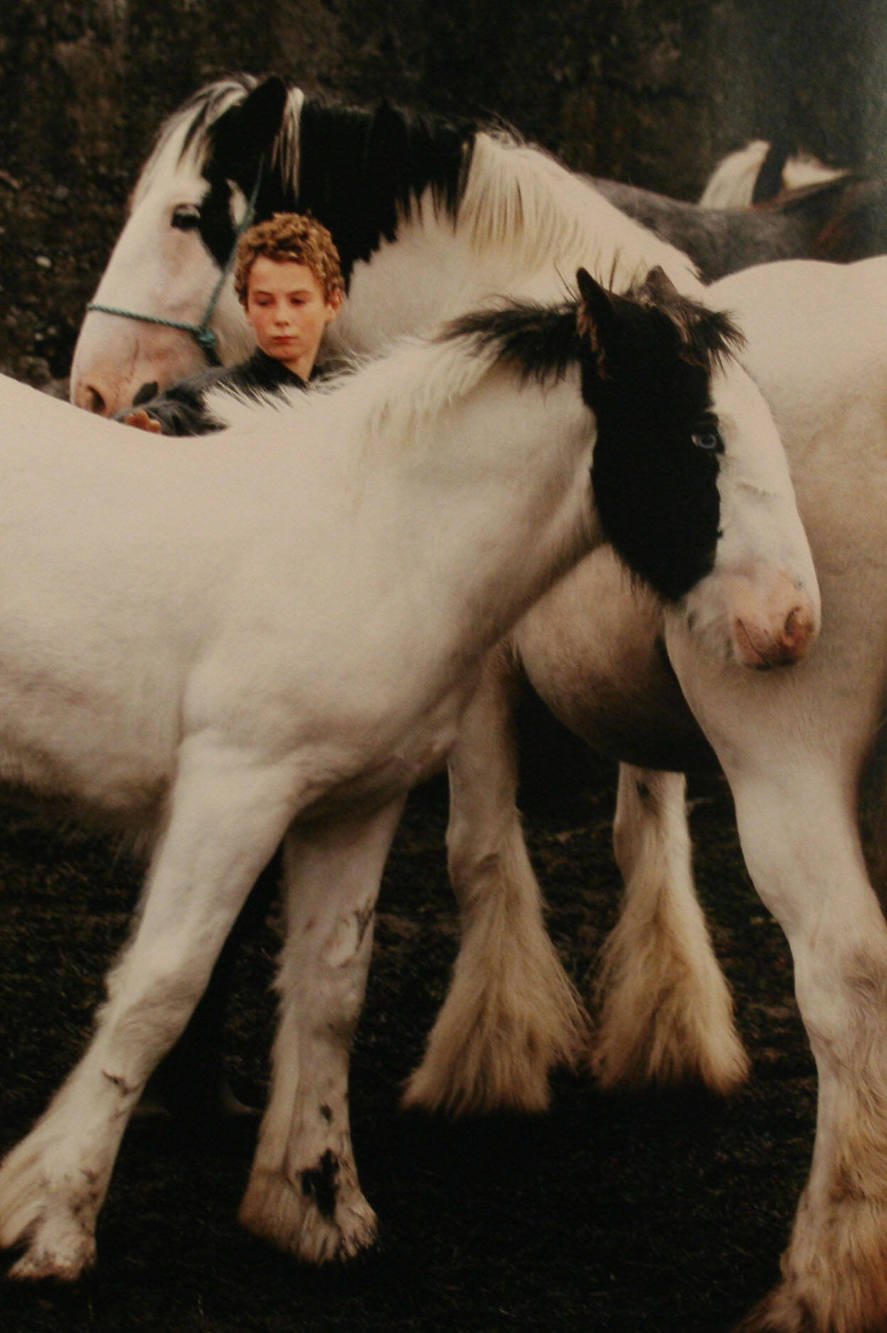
[
  {"x1": 344, "y1": 351, "x2": 598, "y2": 650},
  {"x1": 325, "y1": 134, "x2": 704, "y2": 358}
]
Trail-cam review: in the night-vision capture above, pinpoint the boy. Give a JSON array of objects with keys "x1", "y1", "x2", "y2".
[
  {"x1": 124, "y1": 215, "x2": 343, "y2": 1123},
  {"x1": 121, "y1": 212, "x2": 344, "y2": 435}
]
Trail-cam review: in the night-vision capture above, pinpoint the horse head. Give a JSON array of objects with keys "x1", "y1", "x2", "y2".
[
  {"x1": 70, "y1": 76, "x2": 290, "y2": 416},
  {"x1": 576, "y1": 265, "x2": 820, "y2": 670}
]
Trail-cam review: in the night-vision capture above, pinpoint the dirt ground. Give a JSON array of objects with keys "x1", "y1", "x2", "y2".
[{"x1": 0, "y1": 710, "x2": 815, "y2": 1333}]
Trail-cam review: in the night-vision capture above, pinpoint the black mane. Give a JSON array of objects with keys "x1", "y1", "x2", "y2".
[
  {"x1": 441, "y1": 275, "x2": 742, "y2": 392},
  {"x1": 443, "y1": 299, "x2": 582, "y2": 386},
  {"x1": 200, "y1": 84, "x2": 477, "y2": 283},
  {"x1": 297, "y1": 98, "x2": 475, "y2": 277}
]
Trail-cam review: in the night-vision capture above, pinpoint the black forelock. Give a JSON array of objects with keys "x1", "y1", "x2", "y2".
[
  {"x1": 623, "y1": 270, "x2": 744, "y2": 375},
  {"x1": 176, "y1": 74, "x2": 260, "y2": 165}
]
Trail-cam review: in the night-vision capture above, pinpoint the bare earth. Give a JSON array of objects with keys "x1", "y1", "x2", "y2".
[{"x1": 0, "y1": 707, "x2": 813, "y2": 1333}]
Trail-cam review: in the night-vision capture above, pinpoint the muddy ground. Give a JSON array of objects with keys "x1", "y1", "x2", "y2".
[{"x1": 0, "y1": 712, "x2": 815, "y2": 1333}]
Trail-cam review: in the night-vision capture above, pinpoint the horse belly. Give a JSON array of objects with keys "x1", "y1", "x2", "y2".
[{"x1": 513, "y1": 547, "x2": 716, "y2": 772}]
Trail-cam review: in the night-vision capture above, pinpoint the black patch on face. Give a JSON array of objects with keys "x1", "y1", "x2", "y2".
[
  {"x1": 582, "y1": 290, "x2": 726, "y2": 602},
  {"x1": 301, "y1": 1149, "x2": 340, "y2": 1221},
  {"x1": 195, "y1": 172, "x2": 240, "y2": 271},
  {"x1": 444, "y1": 271, "x2": 742, "y2": 606}
]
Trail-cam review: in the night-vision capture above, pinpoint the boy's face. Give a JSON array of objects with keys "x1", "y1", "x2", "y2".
[{"x1": 245, "y1": 256, "x2": 342, "y2": 380}]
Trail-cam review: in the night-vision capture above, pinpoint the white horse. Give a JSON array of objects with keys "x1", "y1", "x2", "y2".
[
  {"x1": 435, "y1": 254, "x2": 887, "y2": 1331},
  {"x1": 59, "y1": 73, "x2": 887, "y2": 1328},
  {"x1": 66, "y1": 74, "x2": 815, "y2": 1103},
  {"x1": 668, "y1": 255, "x2": 887, "y2": 1332},
  {"x1": 0, "y1": 272, "x2": 815, "y2": 1282}
]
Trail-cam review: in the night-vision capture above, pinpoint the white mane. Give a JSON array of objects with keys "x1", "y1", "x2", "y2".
[
  {"x1": 273, "y1": 86, "x2": 307, "y2": 198},
  {"x1": 698, "y1": 139, "x2": 771, "y2": 208},
  {"x1": 461, "y1": 131, "x2": 704, "y2": 296},
  {"x1": 699, "y1": 139, "x2": 848, "y2": 209}
]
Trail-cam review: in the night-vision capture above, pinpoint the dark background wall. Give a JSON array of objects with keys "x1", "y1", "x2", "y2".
[{"x1": 2, "y1": 0, "x2": 886, "y2": 387}]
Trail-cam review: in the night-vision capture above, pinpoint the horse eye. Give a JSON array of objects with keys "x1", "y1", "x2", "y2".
[
  {"x1": 691, "y1": 423, "x2": 723, "y2": 452},
  {"x1": 171, "y1": 204, "x2": 201, "y2": 231}
]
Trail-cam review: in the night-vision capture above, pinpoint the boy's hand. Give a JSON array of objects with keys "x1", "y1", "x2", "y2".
[{"x1": 121, "y1": 408, "x2": 163, "y2": 434}]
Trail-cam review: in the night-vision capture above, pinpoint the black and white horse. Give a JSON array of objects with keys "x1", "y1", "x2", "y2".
[
  {"x1": 698, "y1": 138, "x2": 847, "y2": 207},
  {"x1": 66, "y1": 70, "x2": 817, "y2": 1103},
  {"x1": 0, "y1": 272, "x2": 814, "y2": 1279}
]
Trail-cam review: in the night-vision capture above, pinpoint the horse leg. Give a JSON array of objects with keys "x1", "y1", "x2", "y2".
[
  {"x1": 666, "y1": 589, "x2": 887, "y2": 1331},
  {"x1": 402, "y1": 644, "x2": 590, "y2": 1115},
  {"x1": 143, "y1": 866, "x2": 276, "y2": 1125},
  {"x1": 593, "y1": 762, "x2": 750, "y2": 1093},
  {"x1": 0, "y1": 741, "x2": 300, "y2": 1281},
  {"x1": 239, "y1": 796, "x2": 405, "y2": 1263},
  {"x1": 722, "y1": 761, "x2": 887, "y2": 1333}
]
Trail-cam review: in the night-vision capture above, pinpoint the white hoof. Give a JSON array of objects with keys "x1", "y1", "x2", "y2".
[{"x1": 0, "y1": 1120, "x2": 106, "y2": 1283}]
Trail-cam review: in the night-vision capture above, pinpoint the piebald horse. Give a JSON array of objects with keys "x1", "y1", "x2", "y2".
[{"x1": 0, "y1": 273, "x2": 814, "y2": 1284}]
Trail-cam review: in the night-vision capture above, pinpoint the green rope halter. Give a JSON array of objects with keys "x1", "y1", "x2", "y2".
[{"x1": 86, "y1": 165, "x2": 264, "y2": 367}]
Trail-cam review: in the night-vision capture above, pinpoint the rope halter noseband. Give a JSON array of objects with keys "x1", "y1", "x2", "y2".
[{"x1": 86, "y1": 166, "x2": 264, "y2": 368}]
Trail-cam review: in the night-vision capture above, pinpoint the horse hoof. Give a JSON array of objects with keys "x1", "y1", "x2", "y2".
[{"x1": 239, "y1": 1165, "x2": 378, "y2": 1264}]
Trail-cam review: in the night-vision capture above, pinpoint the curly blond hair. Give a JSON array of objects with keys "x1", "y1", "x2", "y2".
[{"x1": 234, "y1": 213, "x2": 345, "y2": 306}]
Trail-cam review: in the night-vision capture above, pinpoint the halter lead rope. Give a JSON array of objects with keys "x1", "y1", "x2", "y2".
[{"x1": 86, "y1": 165, "x2": 264, "y2": 367}]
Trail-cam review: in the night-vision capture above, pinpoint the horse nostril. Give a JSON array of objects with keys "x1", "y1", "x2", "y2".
[
  {"x1": 133, "y1": 381, "x2": 159, "y2": 406},
  {"x1": 82, "y1": 385, "x2": 107, "y2": 416},
  {"x1": 781, "y1": 604, "x2": 816, "y2": 657}
]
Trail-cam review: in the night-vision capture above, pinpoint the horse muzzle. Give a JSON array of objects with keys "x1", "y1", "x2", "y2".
[{"x1": 726, "y1": 569, "x2": 820, "y2": 669}]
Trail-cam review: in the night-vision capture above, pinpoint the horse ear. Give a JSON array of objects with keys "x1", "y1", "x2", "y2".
[
  {"x1": 368, "y1": 101, "x2": 410, "y2": 190},
  {"x1": 238, "y1": 77, "x2": 289, "y2": 145},
  {"x1": 637, "y1": 265, "x2": 680, "y2": 306},
  {"x1": 211, "y1": 77, "x2": 288, "y2": 190},
  {"x1": 576, "y1": 267, "x2": 619, "y2": 372}
]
